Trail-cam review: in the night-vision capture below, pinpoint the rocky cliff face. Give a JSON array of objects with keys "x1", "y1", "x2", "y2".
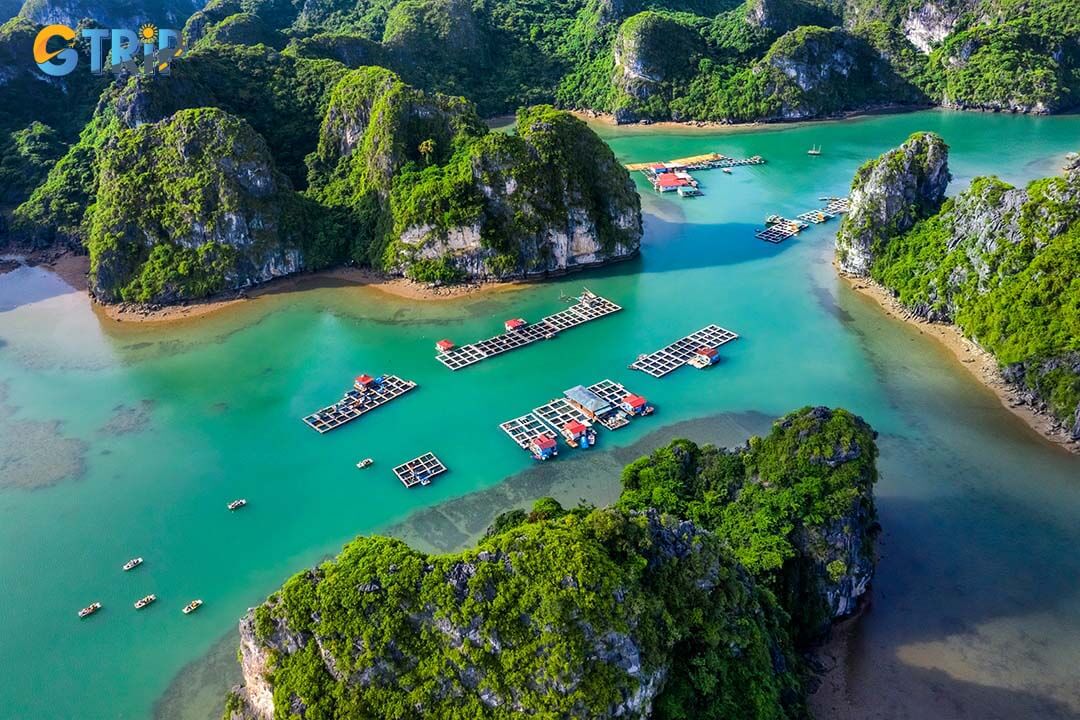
[
  {"x1": 309, "y1": 70, "x2": 641, "y2": 279},
  {"x1": 610, "y1": 12, "x2": 704, "y2": 123},
  {"x1": 755, "y1": 26, "x2": 925, "y2": 121},
  {"x1": 838, "y1": 139, "x2": 1080, "y2": 442},
  {"x1": 226, "y1": 507, "x2": 804, "y2": 720},
  {"x1": 618, "y1": 406, "x2": 880, "y2": 644},
  {"x1": 16, "y1": 0, "x2": 201, "y2": 29},
  {"x1": 835, "y1": 131, "x2": 951, "y2": 276},
  {"x1": 87, "y1": 107, "x2": 306, "y2": 303},
  {"x1": 392, "y1": 106, "x2": 641, "y2": 278}
]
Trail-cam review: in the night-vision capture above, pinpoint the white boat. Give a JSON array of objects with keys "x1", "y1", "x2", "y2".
[
  {"x1": 78, "y1": 602, "x2": 101, "y2": 618},
  {"x1": 182, "y1": 599, "x2": 203, "y2": 615},
  {"x1": 356, "y1": 458, "x2": 373, "y2": 469},
  {"x1": 807, "y1": 145, "x2": 822, "y2": 156},
  {"x1": 122, "y1": 557, "x2": 143, "y2": 571},
  {"x1": 227, "y1": 499, "x2": 247, "y2": 511},
  {"x1": 134, "y1": 594, "x2": 156, "y2": 610},
  {"x1": 722, "y1": 167, "x2": 732, "y2": 174}
]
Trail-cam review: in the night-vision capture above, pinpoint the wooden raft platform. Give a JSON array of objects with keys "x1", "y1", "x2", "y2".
[
  {"x1": 822, "y1": 197, "x2": 850, "y2": 214},
  {"x1": 586, "y1": 379, "x2": 637, "y2": 430},
  {"x1": 499, "y1": 413, "x2": 557, "y2": 451},
  {"x1": 631, "y1": 325, "x2": 739, "y2": 377},
  {"x1": 393, "y1": 452, "x2": 446, "y2": 488},
  {"x1": 533, "y1": 398, "x2": 592, "y2": 432},
  {"x1": 435, "y1": 290, "x2": 622, "y2": 371},
  {"x1": 302, "y1": 375, "x2": 417, "y2": 433},
  {"x1": 795, "y1": 210, "x2": 833, "y2": 224},
  {"x1": 755, "y1": 223, "x2": 801, "y2": 243}
]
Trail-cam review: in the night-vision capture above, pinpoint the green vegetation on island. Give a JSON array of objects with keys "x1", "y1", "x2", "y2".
[
  {"x1": 8, "y1": 52, "x2": 639, "y2": 304},
  {"x1": 224, "y1": 407, "x2": 879, "y2": 719},
  {"x1": 837, "y1": 133, "x2": 1080, "y2": 439}
]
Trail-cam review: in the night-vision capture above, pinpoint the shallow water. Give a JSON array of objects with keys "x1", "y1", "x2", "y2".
[{"x1": 1, "y1": 109, "x2": 1078, "y2": 719}]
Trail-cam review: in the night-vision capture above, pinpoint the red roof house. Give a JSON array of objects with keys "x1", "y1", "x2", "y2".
[
  {"x1": 656, "y1": 174, "x2": 690, "y2": 191},
  {"x1": 435, "y1": 339, "x2": 455, "y2": 352},
  {"x1": 564, "y1": 420, "x2": 587, "y2": 436},
  {"x1": 354, "y1": 374, "x2": 375, "y2": 387},
  {"x1": 533, "y1": 435, "x2": 557, "y2": 449},
  {"x1": 623, "y1": 394, "x2": 648, "y2": 410},
  {"x1": 504, "y1": 318, "x2": 527, "y2": 331},
  {"x1": 695, "y1": 347, "x2": 718, "y2": 358}
]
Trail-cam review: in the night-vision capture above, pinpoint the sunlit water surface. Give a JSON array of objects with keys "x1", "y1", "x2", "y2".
[{"x1": 1, "y1": 110, "x2": 1078, "y2": 720}]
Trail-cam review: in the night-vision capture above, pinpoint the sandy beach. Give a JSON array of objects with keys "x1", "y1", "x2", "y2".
[
  {"x1": 572, "y1": 104, "x2": 929, "y2": 135},
  {"x1": 94, "y1": 267, "x2": 529, "y2": 324},
  {"x1": 840, "y1": 273, "x2": 1078, "y2": 454}
]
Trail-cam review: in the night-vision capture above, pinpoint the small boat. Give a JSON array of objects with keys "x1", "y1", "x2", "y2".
[
  {"x1": 134, "y1": 594, "x2": 156, "y2": 610},
  {"x1": 78, "y1": 602, "x2": 101, "y2": 618},
  {"x1": 356, "y1": 458, "x2": 373, "y2": 469},
  {"x1": 807, "y1": 145, "x2": 821, "y2": 156},
  {"x1": 227, "y1": 499, "x2": 246, "y2": 511},
  {"x1": 122, "y1": 557, "x2": 143, "y2": 571},
  {"x1": 182, "y1": 599, "x2": 203, "y2": 615},
  {"x1": 722, "y1": 167, "x2": 732, "y2": 174}
]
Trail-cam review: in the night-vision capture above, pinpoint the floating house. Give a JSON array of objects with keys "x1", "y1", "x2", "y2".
[
  {"x1": 688, "y1": 347, "x2": 719, "y2": 369},
  {"x1": 435, "y1": 339, "x2": 455, "y2": 353},
  {"x1": 655, "y1": 173, "x2": 691, "y2": 193},
  {"x1": 504, "y1": 318, "x2": 527, "y2": 332},
  {"x1": 354, "y1": 374, "x2": 376, "y2": 390},
  {"x1": 562, "y1": 420, "x2": 595, "y2": 448},
  {"x1": 621, "y1": 394, "x2": 653, "y2": 416},
  {"x1": 530, "y1": 435, "x2": 557, "y2": 460},
  {"x1": 563, "y1": 385, "x2": 612, "y2": 420}
]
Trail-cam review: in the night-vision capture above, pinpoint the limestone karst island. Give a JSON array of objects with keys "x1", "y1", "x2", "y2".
[{"x1": 0, "y1": 0, "x2": 1078, "y2": 718}]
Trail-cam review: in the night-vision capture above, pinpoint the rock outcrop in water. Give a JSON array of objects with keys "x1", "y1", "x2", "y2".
[
  {"x1": 618, "y1": 406, "x2": 880, "y2": 642},
  {"x1": 88, "y1": 107, "x2": 308, "y2": 303},
  {"x1": 225, "y1": 407, "x2": 879, "y2": 719},
  {"x1": 835, "y1": 131, "x2": 951, "y2": 276},
  {"x1": 309, "y1": 69, "x2": 641, "y2": 280},
  {"x1": 13, "y1": 59, "x2": 640, "y2": 304},
  {"x1": 837, "y1": 138, "x2": 1080, "y2": 442}
]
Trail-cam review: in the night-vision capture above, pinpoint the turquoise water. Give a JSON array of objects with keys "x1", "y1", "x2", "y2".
[{"x1": 1, "y1": 109, "x2": 1079, "y2": 719}]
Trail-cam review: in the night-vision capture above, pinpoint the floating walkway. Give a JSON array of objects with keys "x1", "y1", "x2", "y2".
[
  {"x1": 499, "y1": 413, "x2": 557, "y2": 452},
  {"x1": 630, "y1": 325, "x2": 739, "y2": 377},
  {"x1": 625, "y1": 153, "x2": 767, "y2": 172},
  {"x1": 756, "y1": 196, "x2": 850, "y2": 243},
  {"x1": 393, "y1": 452, "x2": 446, "y2": 488},
  {"x1": 302, "y1": 375, "x2": 417, "y2": 433},
  {"x1": 435, "y1": 290, "x2": 622, "y2": 371}
]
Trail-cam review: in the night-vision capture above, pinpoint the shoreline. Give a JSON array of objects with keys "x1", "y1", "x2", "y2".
[
  {"x1": 839, "y1": 272, "x2": 1079, "y2": 454},
  {"x1": 572, "y1": 104, "x2": 932, "y2": 135},
  {"x1": 96, "y1": 267, "x2": 528, "y2": 324}
]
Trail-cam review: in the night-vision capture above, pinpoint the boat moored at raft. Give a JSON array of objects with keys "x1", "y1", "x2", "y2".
[
  {"x1": 122, "y1": 557, "x2": 143, "y2": 571},
  {"x1": 133, "y1": 594, "x2": 156, "y2": 610},
  {"x1": 78, "y1": 602, "x2": 101, "y2": 618}
]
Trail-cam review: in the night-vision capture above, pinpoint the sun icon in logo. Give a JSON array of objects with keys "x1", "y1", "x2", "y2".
[{"x1": 137, "y1": 23, "x2": 159, "y2": 45}]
